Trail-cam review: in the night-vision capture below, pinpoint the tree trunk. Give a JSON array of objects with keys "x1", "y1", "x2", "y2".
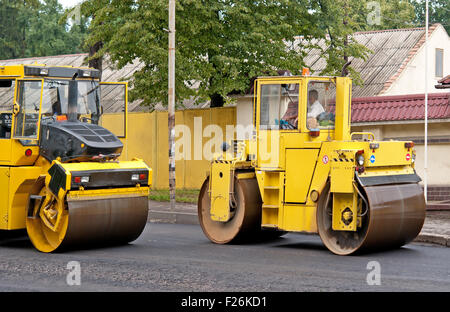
[
  {"x1": 89, "y1": 41, "x2": 103, "y2": 78},
  {"x1": 210, "y1": 92, "x2": 224, "y2": 108}
]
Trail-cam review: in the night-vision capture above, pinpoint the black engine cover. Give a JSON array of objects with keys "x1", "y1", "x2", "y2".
[{"x1": 39, "y1": 121, "x2": 123, "y2": 162}]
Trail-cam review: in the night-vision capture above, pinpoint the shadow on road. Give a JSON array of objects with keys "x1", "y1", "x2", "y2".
[
  {"x1": 0, "y1": 230, "x2": 148, "y2": 254},
  {"x1": 355, "y1": 245, "x2": 424, "y2": 257},
  {"x1": 0, "y1": 230, "x2": 33, "y2": 249},
  {"x1": 228, "y1": 236, "x2": 288, "y2": 246},
  {"x1": 274, "y1": 241, "x2": 328, "y2": 252}
]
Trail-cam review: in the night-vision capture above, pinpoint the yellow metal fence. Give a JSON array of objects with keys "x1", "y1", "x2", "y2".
[{"x1": 102, "y1": 107, "x2": 236, "y2": 189}]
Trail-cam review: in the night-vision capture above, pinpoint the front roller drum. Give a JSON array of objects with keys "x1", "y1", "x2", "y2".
[
  {"x1": 317, "y1": 182, "x2": 426, "y2": 255},
  {"x1": 198, "y1": 176, "x2": 262, "y2": 244},
  {"x1": 26, "y1": 178, "x2": 149, "y2": 253}
]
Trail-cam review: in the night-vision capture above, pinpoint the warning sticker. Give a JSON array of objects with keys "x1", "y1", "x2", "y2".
[
  {"x1": 406, "y1": 154, "x2": 411, "y2": 161},
  {"x1": 370, "y1": 155, "x2": 376, "y2": 164},
  {"x1": 322, "y1": 155, "x2": 329, "y2": 164}
]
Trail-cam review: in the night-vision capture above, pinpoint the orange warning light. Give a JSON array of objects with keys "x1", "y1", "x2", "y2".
[{"x1": 302, "y1": 67, "x2": 311, "y2": 76}]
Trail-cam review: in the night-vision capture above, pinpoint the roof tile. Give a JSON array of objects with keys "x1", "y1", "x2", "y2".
[{"x1": 351, "y1": 93, "x2": 450, "y2": 123}]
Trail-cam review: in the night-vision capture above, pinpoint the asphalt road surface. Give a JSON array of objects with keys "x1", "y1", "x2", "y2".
[{"x1": 0, "y1": 223, "x2": 449, "y2": 292}]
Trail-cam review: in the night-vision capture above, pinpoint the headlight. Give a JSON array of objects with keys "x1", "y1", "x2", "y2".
[
  {"x1": 132, "y1": 173, "x2": 147, "y2": 181},
  {"x1": 73, "y1": 176, "x2": 90, "y2": 183},
  {"x1": 356, "y1": 154, "x2": 365, "y2": 166},
  {"x1": 131, "y1": 174, "x2": 140, "y2": 181}
]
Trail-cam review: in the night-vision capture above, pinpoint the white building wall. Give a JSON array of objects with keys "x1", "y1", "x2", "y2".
[
  {"x1": 385, "y1": 25, "x2": 450, "y2": 96},
  {"x1": 353, "y1": 123, "x2": 450, "y2": 185},
  {"x1": 236, "y1": 97, "x2": 254, "y2": 140}
]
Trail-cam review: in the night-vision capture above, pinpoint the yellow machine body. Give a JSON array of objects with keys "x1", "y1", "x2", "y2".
[
  {"x1": 200, "y1": 75, "x2": 425, "y2": 255},
  {"x1": 0, "y1": 64, "x2": 152, "y2": 252},
  {"x1": 209, "y1": 161, "x2": 233, "y2": 222}
]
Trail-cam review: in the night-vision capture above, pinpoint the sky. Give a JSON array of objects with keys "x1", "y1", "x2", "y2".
[{"x1": 58, "y1": 0, "x2": 84, "y2": 8}]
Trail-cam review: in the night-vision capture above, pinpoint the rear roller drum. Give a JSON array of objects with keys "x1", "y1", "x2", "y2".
[
  {"x1": 317, "y1": 182, "x2": 425, "y2": 255},
  {"x1": 198, "y1": 176, "x2": 262, "y2": 244}
]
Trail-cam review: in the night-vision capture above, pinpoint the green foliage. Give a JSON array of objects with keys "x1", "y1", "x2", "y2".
[
  {"x1": 320, "y1": 0, "x2": 416, "y2": 32},
  {"x1": 149, "y1": 189, "x2": 199, "y2": 203},
  {"x1": 0, "y1": 0, "x2": 88, "y2": 59},
  {"x1": 410, "y1": 0, "x2": 450, "y2": 33},
  {"x1": 314, "y1": 0, "x2": 416, "y2": 84},
  {"x1": 81, "y1": 0, "x2": 431, "y2": 108},
  {"x1": 83, "y1": 0, "x2": 371, "y2": 108}
]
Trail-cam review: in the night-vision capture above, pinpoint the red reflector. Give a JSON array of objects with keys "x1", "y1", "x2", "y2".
[
  {"x1": 357, "y1": 166, "x2": 365, "y2": 174},
  {"x1": 139, "y1": 174, "x2": 147, "y2": 180},
  {"x1": 74, "y1": 177, "x2": 81, "y2": 183},
  {"x1": 25, "y1": 149, "x2": 32, "y2": 157},
  {"x1": 309, "y1": 130, "x2": 320, "y2": 137},
  {"x1": 405, "y1": 142, "x2": 414, "y2": 148}
]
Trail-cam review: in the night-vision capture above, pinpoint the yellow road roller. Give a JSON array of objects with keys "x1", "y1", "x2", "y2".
[
  {"x1": 0, "y1": 64, "x2": 151, "y2": 252},
  {"x1": 198, "y1": 75, "x2": 425, "y2": 255}
]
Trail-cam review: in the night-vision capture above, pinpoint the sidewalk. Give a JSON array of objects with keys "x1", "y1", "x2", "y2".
[
  {"x1": 414, "y1": 211, "x2": 450, "y2": 247},
  {"x1": 148, "y1": 200, "x2": 450, "y2": 248},
  {"x1": 148, "y1": 200, "x2": 198, "y2": 225}
]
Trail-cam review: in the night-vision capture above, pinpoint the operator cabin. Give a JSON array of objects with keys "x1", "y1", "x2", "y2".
[{"x1": 261, "y1": 80, "x2": 335, "y2": 132}]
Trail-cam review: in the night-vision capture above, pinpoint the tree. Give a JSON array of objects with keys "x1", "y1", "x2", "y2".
[
  {"x1": 27, "y1": 0, "x2": 89, "y2": 57},
  {"x1": 0, "y1": 0, "x2": 88, "y2": 60},
  {"x1": 63, "y1": 0, "x2": 110, "y2": 71},
  {"x1": 83, "y1": 0, "x2": 371, "y2": 109},
  {"x1": 0, "y1": 0, "x2": 39, "y2": 59},
  {"x1": 410, "y1": 0, "x2": 450, "y2": 33},
  {"x1": 323, "y1": 0, "x2": 416, "y2": 33}
]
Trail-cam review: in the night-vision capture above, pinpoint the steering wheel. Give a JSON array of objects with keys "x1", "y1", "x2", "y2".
[{"x1": 280, "y1": 119, "x2": 296, "y2": 130}]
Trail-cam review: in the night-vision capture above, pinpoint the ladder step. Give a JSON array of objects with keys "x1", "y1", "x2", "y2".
[
  {"x1": 262, "y1": 205, "x2": 278, "y2": 209},
  {"x1": 264, "y1": 186, "x2": 279, "y2": 190},
  {"x1": 262, "y1": 224, "x2": 278, "y2": 228}
]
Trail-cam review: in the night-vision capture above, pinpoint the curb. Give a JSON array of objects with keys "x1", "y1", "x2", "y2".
[
  {"x1": 148, "y1": 210, "x2": 199, "y2": 225},
  {"x1": 148, "y1": 210, "x2": 450, "y2": 248},
  {"x1": 414, "y1": 234, "x2": 450, "y2": 247}
]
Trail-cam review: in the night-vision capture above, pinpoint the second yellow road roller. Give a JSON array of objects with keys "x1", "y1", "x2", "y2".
[
  {"x1": 198, "y1": 75, "x2": 425, "y2": 255},
  {"x1": 0, "y1": 64, "x2": 151, "y2": 252}
]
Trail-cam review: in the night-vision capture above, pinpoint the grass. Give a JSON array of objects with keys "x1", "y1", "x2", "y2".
[{"x1": 149, "y1": 189, "x2": 200, "y2": 204}]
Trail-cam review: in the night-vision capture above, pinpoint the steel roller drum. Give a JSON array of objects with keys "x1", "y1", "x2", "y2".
[
  {"x1": 62, "y1": 194, "x2": 149, "y2": 248},
  {"x1": 26, "y1": 178, "x2": 149, "y2": 253},
  {"x1": 318, "y1": 182, "x2": 426, "y2": 255},
  {"x1": 198, "y1": 177, "x2": 262, "y2": 244},
  {"x1": 360, "y1": 183, "x2": 426, "y2": 250}
]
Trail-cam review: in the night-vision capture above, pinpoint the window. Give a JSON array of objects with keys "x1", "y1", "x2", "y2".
[
  {"x1": 307, "y1": 81, "x2": 336, "y2": 130},
  {"x1": 260, "y1": 83, "x2": 299, "y2": 130},
  {"x1": 41, "y1": 79, "x2": 101, "y2": 124},
  {"x1": 0, "y1": 80, "x2": 15, "y2": 139},
  {"x1": 436, "y1": 49, "x2": 443, "y2": 78},
  {"x1": 14, "y1": 80, "x2": 42, "y2": 139}
]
